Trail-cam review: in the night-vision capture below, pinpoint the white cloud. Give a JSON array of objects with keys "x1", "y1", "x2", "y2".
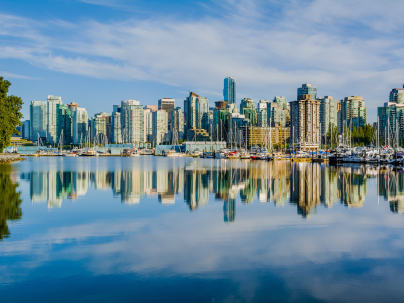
[{"x1": 1, "y1": 0, "x2": 404, "y2": 119}]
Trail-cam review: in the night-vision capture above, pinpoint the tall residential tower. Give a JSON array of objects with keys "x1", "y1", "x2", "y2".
[{"x1": 223, "y1": 77, "x2": 236, "y2": 105}]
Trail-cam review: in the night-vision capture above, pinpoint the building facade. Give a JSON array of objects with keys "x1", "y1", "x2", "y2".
[
  {"x1": 223, "y1": 77, "x2": 236, "y2": 104},
  {"x1": 290, "y1": 94, "x2": 321, "y2": 149},
  {"x1": 47, "y1": 95, "x2": 63, "y2": 144},
  {"x1": 240, "y1": 98, "x2": 257, "y2": 126},
  {"x1": 297, "y1": 84, "x2": 317, "y2": 100},
  {"x1": 319, "y1": 96, "x2": 339, "y2": 136},
  {"x1": 158, "y1": 98, "x2": 175, "y2": 129},
  {"x1": 340, "y1": 96, "x2": 367, "y2": 129},
  {"x1": 378, "y1": 86, "x2": 404, "y2": 146},
  {"x1": 72, "y1": 107, "x2": 88, "y2": 144},
  {"x1": 30, "y1": 101, "x2": 48, "y2": 142},
  {"x1": 171, "y1": 107, "x2": 184, "y2": 142},
  {"x1": 121, "y1": 100, "x2": 145, "y2": 144},
  {"x1": 153, "y1": 110, "x2": 168, "y2": 145}
]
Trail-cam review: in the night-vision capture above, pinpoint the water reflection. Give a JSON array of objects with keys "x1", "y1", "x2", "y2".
[
  {"x1": 17, "y1": 159, "x2": 404, "y2": 219},
  {"x1": 0, "y1": 165, "x2": 22, "y2": 240}
]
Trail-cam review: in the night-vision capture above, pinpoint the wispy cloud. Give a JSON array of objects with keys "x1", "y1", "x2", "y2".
[{"x1": 1, "y1": 0, "x2": 404, "y2": 117}]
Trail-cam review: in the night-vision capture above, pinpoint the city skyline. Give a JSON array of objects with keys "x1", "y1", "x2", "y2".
[{"x1": 2, "y1": 0, "x2": 404, "y2": 122}]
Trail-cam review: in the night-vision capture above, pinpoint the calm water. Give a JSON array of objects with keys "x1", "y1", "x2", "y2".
[{"x1": 1, "y1": 157, "x2": 404, "y2": 302}]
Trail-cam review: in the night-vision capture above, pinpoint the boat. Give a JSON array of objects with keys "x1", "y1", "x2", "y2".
[
  {"x1": 203, "y1": 152, "x2": 215, "y2": 159},
  {"x1": 63, "y1": 152, "x2": 78, "y2": 157},
  {"x1": 81, "y1": 149, "x2": 99, "y2": 157},
  {"x1": 165, "y1": 149, "x2": 184, "y2": 157},
  {"x1": 143, "y1": 149, "x2": 153, "y2": 155},
  {"x1": 215, "y1": 151, "x2": 226, "y2": 159},
  {"x1": 192, "y1": 148, "x2": 202, "y2": 157},
  {"x1": 131, "y1": 153, "x2": 140, "y2": 157},
  {"x1": 240, "y1": 150, "x2": 250, "y2": 159}
]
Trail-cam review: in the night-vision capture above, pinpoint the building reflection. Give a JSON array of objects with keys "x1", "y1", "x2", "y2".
[{"x1": 19, "y1": 160, "x2": 404, "y2": 220}]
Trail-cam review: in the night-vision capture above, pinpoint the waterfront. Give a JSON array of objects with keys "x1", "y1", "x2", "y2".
[{"x1": 1, "y1": 157, "x2": 404, "y2": 302}]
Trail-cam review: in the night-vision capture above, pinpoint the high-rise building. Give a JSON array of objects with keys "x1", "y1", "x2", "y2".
[
  {"x1": 223, "y1": 77, "x2": 236, "y2": 104},
  {"x1": 340, "y1": 96, "x2": 367, "y2": 129},
  {"x1": 256, "y1": 100, "x2": 268, "y2": 127},
  {"x1": 171, "y1": 107, "x2": 184, "y2": 142},
  {"x1": 184, "y1": 92, "x2": 199, "y2": 130},
  {"x1": 197, "y1": 96, "x2": 210, "y2": 131},
  {"x1": 153, "y1": 110, "x2": 168, "y2": 145},
  {"x1": 298, "y1": 84, "x2": 317, "y2": 100},
  {"x1": 268, "y1": 96, "x2": 289, "y2": 128},
  {"x1": 47, "y1": 95, "x2": 63, "y2": 144},
  {"x1": 72, "y1": 107, "x2": 88, "y2": 144},
  {"x1": 144, "y1": 109, "x2": 153, "y2": 143},
  {"x1": 240, "y1": 98, "x2": 257, "y2": 126},
  {"x1": 337, "y1": 101, "x2": 343, "y2": 134},
  {"x1": 213, "y1": 104, "x2": 230, "y2": 142},
  {"x1": 318, "y1": 96, "x2": 339, "y2": 136},
  {"x1": 273, "y1": 96, "x2": 289, "y2": 110},
  {"x1": 30, "y1": 100, "x2": 48, "y2": 143},
  {"x1": 378, "y1": 86, "x2": 404, "y2": 145},
  {"x1": 90, "y1": 113, "x2": 109, "y2": 142},
  {"x1": 229, "y1": 113, "x2": 249, "y2": 146},
  {"x1": 290, "y1": 94, "x2": 321, "y2": 149},
  {"x1": 158, "y1": 98, "x2": 175, "y2": 129},
  {"x1": 22, "y1": 120, "x2": 30, "y2": 140},
  {"x1": 111, "y1": 105, "x2": 121, "y2": 144},
  {"x1": 67, "y1": 102, "x2": 79, "y2": 110},
  {"x1": 144, "y1": 105, "x2": 157, "y2": 112},
  {"x1": 120, "y1": 100, "x2": 145, "y2": 144},
  {"x1": 57, "y1": 104, "x2": 72, "y2": 144}
]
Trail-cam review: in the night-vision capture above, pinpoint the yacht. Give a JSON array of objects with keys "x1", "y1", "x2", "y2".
[
  {"x1": 63, "y1": 152, "x2": 78, "y2": 157},
  {"x1": 215, "y1": 150, "x2": 227, "y2": 159},
  {"x1": 81, "y1": 149, "x2": 99, "y2": 157},
  {"x1": 165, "y1": 148, "x2": 184, "y2": 157}
]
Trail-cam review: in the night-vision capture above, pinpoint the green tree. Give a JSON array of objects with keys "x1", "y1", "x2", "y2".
[
  {"x1": 0, "y1": 77, "x2": 24, "y2": 151},
  {"x1": 0, "y1": 165, "x2": 22, "y2": 240}
]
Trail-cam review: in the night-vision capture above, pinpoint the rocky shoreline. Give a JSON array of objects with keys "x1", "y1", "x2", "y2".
[{"x1": 0, "y1": 153, "x2": 25, "y2": 164}]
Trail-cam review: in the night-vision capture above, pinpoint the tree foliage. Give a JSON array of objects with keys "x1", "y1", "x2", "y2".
[
  {"x1": 0, "y1": 165, "x2": 22, "y2": 240},
  {"x1": 0, "y1": 77, "x2": 24, "y2": 151}
]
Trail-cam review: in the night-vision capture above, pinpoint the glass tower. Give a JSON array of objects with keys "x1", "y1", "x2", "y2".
[
  {"x1": 297, "y1": 84, "x2": 317, "y2": 100},
  {"x1": 223, "y1": 77, "x2": 236, "y2": 104}
]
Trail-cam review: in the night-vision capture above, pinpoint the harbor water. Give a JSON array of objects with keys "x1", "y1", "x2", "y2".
[{"x1": 1, "y1": 157, "x2": 404, "y2": 302}]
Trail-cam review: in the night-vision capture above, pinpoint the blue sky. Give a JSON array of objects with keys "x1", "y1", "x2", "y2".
[{"x1": 1, "y1": 0, "x2": 404, "y2": 121}]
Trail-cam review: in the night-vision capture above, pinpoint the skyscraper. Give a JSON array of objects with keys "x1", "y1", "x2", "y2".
[
  {"x1": 318, "y1": 96, "x2": 339, "y2": 136},
  {"x1": 223, "y1": 77, "x2": 236, "y2": 104},
  {"x1": 197, "y1": 96, "x2": 210, "y2": 131},
  {"x1": 378, "y1": 86, "x2": 404, "y2": 146},
  {"x1": 153, "y1": 110, "x2": 168, "y2": 145},
  {"x1": 171, "y1": 107, "x2": 184, "y2": 142},
  {"x1": 256, "y1": 100, "x2": 268, "y2": 127},
  {"x1": 240, "y1": 98, "x2": 257, "y2": 126},
  {"x1": 120, "y1": 100, "x2": 145, "y2": 144},
  {"x1": 30, "y1": 100, "x2": 48, "y2": 142},
  {"x1": 47, "y1": 95, "x2": 63, "y2": 144},
  {"x1": 72, "y1": 107, "x2": 88, "y2": 144},
  {"x1": 111, "y1": 105, "x2": 122, "y2": 144},
  {"x1": 340, "y1": 96, "x2": 367, "y2": 129},
  {"x1": 57, "y1": 104, "x2": 72, "y2": 144},
  {"x1": 158, "y1": 98, "x2": 175, "y2": 129},
  {"x1": 297, "y1": 84, "x2": 317, "y2": 100},
  {"x1": 144, "y1": 109, "x2": 153, "y2": 143},
  {"x1": 184, "y1": 92, "x2": 199, "y2": 130},
  {"x1": 290, "y1": 94, "x2": 321, "y2": 149},
  {"x1": 269, "y1": 97, "x2": 289, "y2": 127}
]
